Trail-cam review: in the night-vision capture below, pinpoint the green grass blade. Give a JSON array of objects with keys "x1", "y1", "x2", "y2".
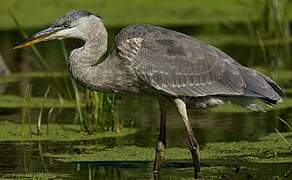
[
  {"x1": 37, "y1": 86, "x2": 51, "y2": 135},
  {"x1": 275, "y1": 128, "x2": 292, "y2": 152},
  {"x1": 60, "y1": 41, "x2": 73, "y2": 99},
  {"x1": 72, "y1": 82, "x2": 84, "y2": 131},
  {"x1": 60, "y1": 41, "x2": 84, "y2": 130}
]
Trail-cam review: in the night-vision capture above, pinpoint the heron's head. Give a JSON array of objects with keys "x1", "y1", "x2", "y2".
[{"x1": 14, "y1": 10, "x2": 103, "y2": 49}]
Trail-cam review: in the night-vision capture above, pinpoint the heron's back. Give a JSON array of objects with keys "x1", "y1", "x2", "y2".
[{"x1": 113, "y1": 24, "x2": 283, "y2": 105}]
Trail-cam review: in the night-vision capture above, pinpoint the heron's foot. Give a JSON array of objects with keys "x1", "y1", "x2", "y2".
[
  {"x1": 189, "y1": 139, "x2": 201, "y2": 179},
  {"x1": 151, "y1": 172, "x2": 160, "y2": 180},
  {"x1": 153, "y1": 141, "x2": 166, "y2": 174}
]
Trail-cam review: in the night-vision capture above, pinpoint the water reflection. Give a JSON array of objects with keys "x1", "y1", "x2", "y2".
[{"x1": 1, "y1": 140, "x2": 291, "y2": 179}]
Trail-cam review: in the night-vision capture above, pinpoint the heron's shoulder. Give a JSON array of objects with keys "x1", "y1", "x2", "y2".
[
  {"x1": 116, "y1": 24, "x2": 193, "y2": 43},
  {"x1": 114, "y1": 24, "x2": 202, "y2": 59},
  {"x1": 114, "y1": 24, "x2": 241, "y2": 66}
]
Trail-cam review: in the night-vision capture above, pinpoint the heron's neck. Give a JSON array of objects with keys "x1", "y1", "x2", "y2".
[{"x1": 69, "y1": 23, "x2": 112, "y2": 91}]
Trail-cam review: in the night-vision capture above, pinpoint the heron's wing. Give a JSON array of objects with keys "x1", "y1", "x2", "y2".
[
  {"x1": 140, "y1": 41, "x2": 246, "y2": 97},
  {"x1": 118, "y1": 38, "x2": 244, "y2": 97},
  {"x1": 115, "y1": 25, "x2": 282, "y2": 101}
]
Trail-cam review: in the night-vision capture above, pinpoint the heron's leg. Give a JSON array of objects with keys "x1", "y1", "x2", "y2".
[
  {"x1": 174, "y1": 98, "x2": 200, "y2": 179},
  {"x1": 153, "y1": 100, "x2": 167, "y2": 174}
]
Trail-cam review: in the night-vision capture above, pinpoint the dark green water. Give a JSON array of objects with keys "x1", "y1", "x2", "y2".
[{"x1": 0, "y1": 26, "x2": 292, "y2": 179}]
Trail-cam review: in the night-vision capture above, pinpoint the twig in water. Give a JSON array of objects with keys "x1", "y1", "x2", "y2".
[
  {"x1": 279, "y1": 116, "x2": 292, "y2": 131},
  {"x1": 275, "y1": 128, "x2": 292, "y2": 152}
]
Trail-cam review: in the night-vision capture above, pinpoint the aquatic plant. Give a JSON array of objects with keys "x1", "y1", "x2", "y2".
[
  {"x1": 0, "y1": 121, "x2": 135, "y2": 141},
  {"x1": 21, "y1": 84, "x2": 32, "y2": 137},
  {"x1": 275, "y1": 128, "x2": 292, "y2": 152},
  {"x1": 37, "y1": 86, "x2": 50, "y2": 135},
  {"x1": 84, "y1": 90, "x2": 120, "y2": 133},
  {"x1": 251, "y1": 0, "x2": 290, "y2": 68}
]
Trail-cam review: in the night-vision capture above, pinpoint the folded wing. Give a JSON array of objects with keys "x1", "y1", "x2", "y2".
[{"x1": 116, "y1": 25, "x2": 283, "y2": 104}]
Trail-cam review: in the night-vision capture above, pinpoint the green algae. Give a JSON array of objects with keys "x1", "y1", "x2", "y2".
[
  {"x1": 157, "y1": 165, "x2": 228, "y2": 180},
  {"x1": 0, "y1": 121, "x2": 136, "y2": 141},
  {"x1": 45, "y1": 132, "x2": 292, "y2": 164},
  {"x1": 203, "y1": 132, "x2": 292, "y2": 163},
  {"x1": 42, "y1": 132, "x2": 292, "y2": 179},
  {"x1": 0, "y1": 172, "x2": 69, "y2": 180}
]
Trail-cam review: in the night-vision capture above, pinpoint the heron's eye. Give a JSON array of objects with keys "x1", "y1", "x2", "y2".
[{"x1": 63, "y1": 21, "x2": 71, "y2": 28}]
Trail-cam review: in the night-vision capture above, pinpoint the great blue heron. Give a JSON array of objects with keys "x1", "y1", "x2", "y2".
[{"x1": 14, "y1": 10, "x2": 283, "y2": 178}]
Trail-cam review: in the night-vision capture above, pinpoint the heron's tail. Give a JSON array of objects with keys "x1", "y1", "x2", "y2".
[{"x1": 238, "y1": 67, "x2": 284, "y2": 105}]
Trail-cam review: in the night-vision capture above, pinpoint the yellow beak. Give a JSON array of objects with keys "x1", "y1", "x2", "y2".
[{"x1": 13, "y1": 27, "x2": 58, "y2": 49}]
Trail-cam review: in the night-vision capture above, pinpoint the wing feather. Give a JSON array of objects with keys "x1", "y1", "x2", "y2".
[
  {"x1": 119, "y1": 38, "x2": 244, "y2": 97},
  {"x1": 115, "y1": 25, "x2": 282, "y2": 102}
]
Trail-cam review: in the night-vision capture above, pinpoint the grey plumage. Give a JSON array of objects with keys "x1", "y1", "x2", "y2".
[
  {"x1": 14, "y1": 10, "x2": 284, "y2": 178},
  {"x1": 55, "y1": 11, "x2": 283, "y2": 108},
  {"x1": 115, "y1": 24, "x2": 283, "y2": 106},
  {"x1": 18, "y1": 11, "x2": 282, "y2": 107},
  {"x1": 53, "y1": 10, "x2": 101, "y2": 27}
]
